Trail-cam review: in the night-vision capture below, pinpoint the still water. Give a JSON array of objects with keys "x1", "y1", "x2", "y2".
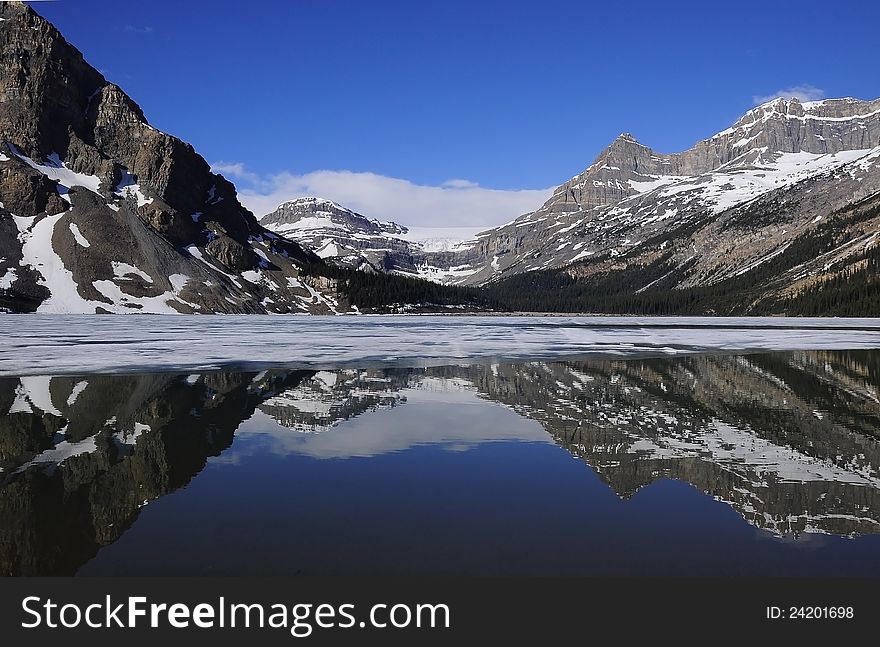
[{"x1": 2, "y1": 350, "x2": 879, "y2": 576}]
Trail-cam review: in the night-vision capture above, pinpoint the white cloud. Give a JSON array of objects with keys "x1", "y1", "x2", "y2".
[
  {"x1": 442, "y1": 179, "x2": 480, "y2": 189},
  {"x1": 211, "y1": 162, "x2": 261, "y2": 185},
  {"x1": 212, "y1": 163, "x2": 554, "y2": 230},
  {"x1": 752, "y1": 84, "x2": 826, "y2": 106}
]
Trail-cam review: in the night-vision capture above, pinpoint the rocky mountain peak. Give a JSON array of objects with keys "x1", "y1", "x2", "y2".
[
  {"x1": 416, "y1": 92, "x2": 880, "y2": 288},
  {"x1": 261, "y1": 196, "x2": 428, "y2": 275},
  {"x1": 613, "y1": 132, "x2": 642, "y2": 144},
  {"x1": 263, "y1": 197, "x2": 408, "y2": 237},
  {"x1": 0, "y1": 5, "x2": 347, "y2": 314},
  {"x1": 531, "y1": 131, "x2": 676, "y2": 217}
]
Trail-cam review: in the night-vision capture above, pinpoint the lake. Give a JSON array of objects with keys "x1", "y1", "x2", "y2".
[{"x1": 1, "y1": 316, "x2": 879, "y2": 576}]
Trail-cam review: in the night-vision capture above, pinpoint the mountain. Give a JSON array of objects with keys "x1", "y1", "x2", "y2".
[
  {"x1": 261, "y1": 197, "x2": 480, "y2": 282},
  {"x1": 0, "y1": 369, "x2": 314, "y2": 574},
  {"x1": 262, "y1": 197, "x2": 415, "y2": 272},
  {"x1": 447, "y1": 352, "x2": 880, "y2": 537},
  {"x1": 433, "y1": 97, "x2": 880, "y2": 297},
  {"x1": 4, "y1": 1, "x2": 877, "y2": 316},
  {"x1": 256, "y1": 97, "x2": 880, "y2": 314},
  {"x1": 0, "y1": 2, "x2": 349, "y2": 314}
]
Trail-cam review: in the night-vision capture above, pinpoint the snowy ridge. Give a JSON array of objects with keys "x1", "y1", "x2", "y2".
[
  {"x1": 466, "y1": 356, "x2": 880, "y2": 537},
  {"x1": 421, "y1": 95, "x2": 880, "y2": 286}
]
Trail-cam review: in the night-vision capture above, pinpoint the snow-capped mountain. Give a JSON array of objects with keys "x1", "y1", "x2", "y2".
[
  {"x1": 261, "y1": 197, "x2": 416, "y2": 272},
  {"x1": 261, "y1": 197, "x2": 481, "y2": 281},
  {"x1": 258, "y1": 97, "x2": 880, "y2": 313},
  {"x1": 0, "y1": 3, "x2": 348, "y2": 314},
  {"x1": 427, "y1": 97, "x2": 880, "y2": 293},
  {"x1": 2, "y1": 1, "x2": 877, "y2": 315}
]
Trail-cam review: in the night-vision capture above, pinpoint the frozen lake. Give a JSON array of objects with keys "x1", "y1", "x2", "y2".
[
  {"x1": 2, "y1": 316, "x2": 880, "y2": 576},
  {"x1": 2, "y1": 314, "x2": 880, "y2": 376}
]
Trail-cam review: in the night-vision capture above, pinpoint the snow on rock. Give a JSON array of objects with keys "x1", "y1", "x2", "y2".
[
  {"x1": 111, "y1": 262, "x2": 153, "y2": 284},
  {"x1": 315, "y1": 240, "x2": 340, "y2": 259},
  {"x1": 17, "y1": 212, "x2": 107, "y2": 313},
  {"x1": 68, "y1": 222, "x2": 90, "y2": 248},
  {"x1": 113, "y1": 167, "x2": 154, "y2": 207},
  {"x1": 92, "y1": 272, "x2": 198, "y2": 314},
  {"x1": 16, "y1": 434, "x2": 99, "y2": 473},
  {"x1": 10, "y1": 146, "x2": 102, "y2": 195},
  {"x1": 112, "y1": 422, "x2": 150, "y2": 450},
  {"x1": 0, "y1": 267, "x2": 17, "y2": 290},
  {"x1": 67, "y1": 380, "x2": 88, "y2": 406},
  {"x1": 17, "y1": 376, "x2": 62, "y2": 416},
  {"x1": 8, "y1": 381, "x2": 35, "y2": 414}
]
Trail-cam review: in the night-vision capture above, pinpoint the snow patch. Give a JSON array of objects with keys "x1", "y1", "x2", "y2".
[
  {"x1": 18, "y1": 212, "x2": 108, "y2": 313},
  {"x1": 11, "y1": 147, "x2": 102, "y2": 196},
  {"x1": 113, "y1": 168, "x2": 154, "y2": 207},
  {"x1": 19, "y1": 376, "x2": 62, "y2": 416},
  {"x1": 111, "y1": 262, "x2": 153, "y2": 284},
  {"x1": 113, "y1": 422, "x2": 149, "y2": 449},
  {"x1": 0, "y1": 267, "x2": 17, "y2": 290},
  {"x1": 67, "y1": 380, "x2": 88, "y2": 406},
  {"x1": 92, "y1": 272, "x2": 198, "y2": 314},
  {"x1": 68, "y1": 223, "x2": 90, "y2": 248},
  {"x1": 17, "y1": 434, "x2": 99, "y2": 473}
]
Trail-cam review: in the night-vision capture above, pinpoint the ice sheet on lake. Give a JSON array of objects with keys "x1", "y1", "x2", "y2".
[{"x1": 0, "y1": 315, "x2": 879, "y2": 377}]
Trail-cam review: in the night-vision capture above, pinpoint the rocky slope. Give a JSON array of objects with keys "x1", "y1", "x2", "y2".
[
  {"x1": 0, "y1": 2, "x2": 347, "y2": 314},
  {"x1": 428, "y1": 97, "x2": 880, "y2": 297},
  {"x1": 0, "y1": 369, "x2": 314, "y2": 574}
]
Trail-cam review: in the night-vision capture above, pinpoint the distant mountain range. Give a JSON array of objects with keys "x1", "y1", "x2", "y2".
[
  {"x1": 262, "y1": 97, "x2": 880, "y2": 314},
  {"x1": 261, "y1": 197, "x2": 478, "y2": 282},
  {"x1": 1, "y1": 1, "x2": 878, "y2": 315}
]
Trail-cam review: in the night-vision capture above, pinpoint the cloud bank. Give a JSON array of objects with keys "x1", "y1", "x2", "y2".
[
  {"x1": 211, "y1": 163, "x2": 554, "y2": 230},
  {"x1": 752, "y1": 84, "x2": 826, "y2": 105}
]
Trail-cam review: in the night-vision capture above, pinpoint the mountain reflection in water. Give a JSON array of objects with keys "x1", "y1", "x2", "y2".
[{"x1": 1, "y1": 350, "x2": 879, "y2": 576}]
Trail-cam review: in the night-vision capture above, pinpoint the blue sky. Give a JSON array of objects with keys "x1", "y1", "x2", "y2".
[{"x1": 34, "y1": 0, "x2": 880, "y2": 228}]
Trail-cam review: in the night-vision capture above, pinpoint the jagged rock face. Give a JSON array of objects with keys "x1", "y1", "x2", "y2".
[
  {"x1": 0, "y1": 3, "x2": 346, "y2": 314},
  {"x1": 422, "y1": 97, "x2": 880, "y2": 288},
  {"x1": 258, "y1": 368, "x2": 409, "y2": 432}
]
